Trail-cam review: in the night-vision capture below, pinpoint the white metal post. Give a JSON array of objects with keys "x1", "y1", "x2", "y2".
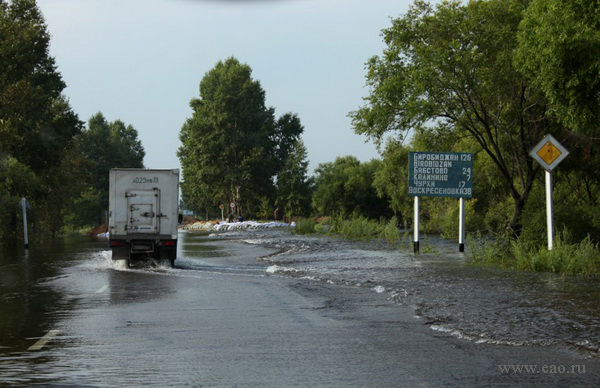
[
  {"x1": 459, "y1": 197, "x2": 465, "y2": 252},
  {"x1": 21, "y1": 197, "x2": 29, "y2": 250},
  {"x1": 545, "y1": 171, "x2": 554, "y2": 250},
  {"x1": 414, "y1": 196, "x2": 420, "y2": 254}
]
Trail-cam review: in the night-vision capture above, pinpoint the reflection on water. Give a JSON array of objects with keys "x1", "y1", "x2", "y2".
[
  {"x1": 0, "y1": 236, "x2": 108, "y2": 385},
  {"x1": 0, "y1": 236, "x2": 107, "y2": 354},
  {"x1": 0, "y1": 230, "x2": 277, "y2": 386}
]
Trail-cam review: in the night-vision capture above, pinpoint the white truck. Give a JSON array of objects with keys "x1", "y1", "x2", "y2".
[{"x1": 108, "y1": 168, "x2": 180, "y2": 267}]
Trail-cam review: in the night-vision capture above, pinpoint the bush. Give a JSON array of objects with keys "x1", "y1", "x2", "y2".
[
  {"x1": 314, "y1": 217, "x2": 332, "y2": 234},
  {"x1": 330, "y1": 214, "x2": 382, "y2": 240},
  {"x1": 328, "y1": 214, "x2": 401, "y2": 246},
  {"x1": 469, "y1": 230, "x2": 600, "y2": 275},
  {"x1": 380, "y1": 216, "x2": 401, "y2": 245},
  {"x1": 294, "y1": 217, "x2": 316, "y2": 235},
  {"x1": 468, "y1": 233, "x2": 514, "y2": 268},
  {"x1": 514, "y1": 232, "x2": 600, "y2": 275}
]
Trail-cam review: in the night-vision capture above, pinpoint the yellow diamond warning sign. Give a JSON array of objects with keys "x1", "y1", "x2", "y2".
[
  {"x1": 536, "y1": 141, "x2": 562, "y2": 165},
  {"x1": 530, "y1": 135, "x2": 569, "y2": 171}
]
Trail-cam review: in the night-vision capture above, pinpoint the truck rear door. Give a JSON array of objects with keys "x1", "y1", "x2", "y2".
[{"x1": 126, "y1": 188, "x2": 160, "y2": 234}]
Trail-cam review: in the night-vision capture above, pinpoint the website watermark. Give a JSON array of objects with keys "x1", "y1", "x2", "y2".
[{"x1": 499, "y1": 364, "x2": 586, "y2": 374}]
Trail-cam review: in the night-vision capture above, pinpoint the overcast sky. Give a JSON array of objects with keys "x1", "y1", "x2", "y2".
[{"x1": 37, "y1": 0, "x2": 414, "y2": 173}]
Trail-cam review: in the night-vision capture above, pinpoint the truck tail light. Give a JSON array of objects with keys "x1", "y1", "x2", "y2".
[
  {"x1": 110, "y1": 240, "x2": 125, "y2": 247},
  {"x1": 163, "y1": 240, "x2": 176, "y2": 247}
]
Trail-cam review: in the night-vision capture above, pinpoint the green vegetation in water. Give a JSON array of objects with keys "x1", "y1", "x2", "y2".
[
  {"x1": 294, "y1": 218, "x2": 316, "y2": 235},
  {"x1": 294, "y1": 215, "x2": 402, "y2": 246},
  {"x1": 330, "y1": 214, "x2": 382, "y2": 240},
  {"x1": 469, "y1": 231, "x2": 600, "y2": 276}
]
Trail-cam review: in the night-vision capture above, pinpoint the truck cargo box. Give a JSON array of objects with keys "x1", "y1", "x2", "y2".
[{"x1": 108, "y1": 168, "x2": 180, "y2": 267}]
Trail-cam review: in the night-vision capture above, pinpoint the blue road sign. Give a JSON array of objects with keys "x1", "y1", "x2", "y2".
[{"x1": 408, "y1": 152, "x2": 473, "y2": 198}]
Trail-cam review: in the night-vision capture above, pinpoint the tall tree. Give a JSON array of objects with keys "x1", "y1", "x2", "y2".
[
  {"x1": 273, "y1": 113, "x2": 304, "y2": 168},
  {"x1": 275, "y1": 140, "x2": 312, "y2": 219},
  {"x1": 179, "y1": 57, "x2": 305, "y2": 217},
  {"x1": 0, "y1": 0, "x2": 76, "y2": 170},
  {"x1": 70, "y1": 112, "x2": 145, "y2": 227},
  {"x1": 0, "y1": 0, "x2": 82, "y2": 241},
  {"x1": 350, "y1": 0, "x2": 556, "y2": 236}
]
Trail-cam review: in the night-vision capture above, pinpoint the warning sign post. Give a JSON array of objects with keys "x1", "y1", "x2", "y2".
[{"x1": 529, "y1": 135, "x2": 569, "y2": 250}]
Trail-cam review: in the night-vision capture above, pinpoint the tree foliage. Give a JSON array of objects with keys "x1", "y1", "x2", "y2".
[
  {"x1": 350, "y1": 0, "x2": 558, "y2": 236},
  {"x1": 372, "y1": 139, "x2": 411, "y2": 226},
  {"x1": 0, "y1": 0, "x2": 83, "y2": 241},
  {"x1": 0, "y1": 0, "x2": 81, "y2": 171},
  {"x1": 516, "y1": 0, "x2": 600, "y2": 134},
  {"x1": 312, "y1": 156, "x2": 391, "y2": 219},
  {"x1": 69, "y1": 112, "x2": 145, "y2": 227},
  {"x1": 275, "y1": 140, "x2": 312, "y2": 219},
  {"x1": 178, "y1": 57, "x2": 307, "y2": 218},
  {"x1": 179, "y1": 58, "x2": 275, "y2": 216},
  {"x1": 515, "y1": 0, "x2": 600, "y2": 244},
  {"x1": 0, "y1": 155, "x2": 39, "y2": 241}
]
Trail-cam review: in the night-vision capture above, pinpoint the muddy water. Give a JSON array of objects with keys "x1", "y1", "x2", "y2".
[{"x1": 219, "y1": 229, "x2": 600, "y2": 356}]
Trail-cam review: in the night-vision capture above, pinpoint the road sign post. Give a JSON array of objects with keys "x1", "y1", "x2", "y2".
[
  {"x1": 459, "y1": 197, "x2": 466, "y2": 252},
  {"x1": 414, "y1": 196, "x2": 420, "y2": 254},
  {"x1": 20, "y1": 197, "x2": 29, "y2": 250},
  {"x1": 529, "y1": 135, "x2": 569, "y2": 250},
  {"x1": 409, "y1": 152, "x2": 473, "y2": 253}
]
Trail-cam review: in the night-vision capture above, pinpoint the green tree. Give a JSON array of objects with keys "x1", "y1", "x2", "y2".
[
  {"x1": 178, "y1": 57, "x2": 305, "y2": 218},
  {"x1": 275, "y1": 140, "x2": 312, "y2": 219},
  {"x1": 70, "y1": 112, "x2": 145, "y2": 227},
  {"x1": 516, "y1": 0, "x2": 600, "y2": 134},
  {"x1": 515, "y1": 0, "x2": 600, "y2": 244},
  {"x1": 312, "y1": 156, "x2": 390, "y2": 219},
  {"x1": 0, "y1": 0, "x2": 82, "y2": 241},
  {"x1": 179, "y1": 58, "x2": 276, "y2": 217},
  {"x1": 273, "y1": 113, "x2": 304, "y2": 168},
  {"x1": 372, "y1": 139, "x2": 411, "y2": 227},
  {"x1": 36, "y1": 143, "x2": 89, "y2": 239},
  {"x1": 350, "y1": 0, "x2": 556, "y2": 236},
  {"x1": 0, "y1": 0, "x2": 78, "y2": 171}
]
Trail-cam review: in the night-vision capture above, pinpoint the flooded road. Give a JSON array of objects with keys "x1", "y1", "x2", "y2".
[
  {"x1": 1, "y1": 229, "x2": 600, "y2": 386},
  {"x1": 256, "y1": 231, "x2": 600, "y2": 354}
]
